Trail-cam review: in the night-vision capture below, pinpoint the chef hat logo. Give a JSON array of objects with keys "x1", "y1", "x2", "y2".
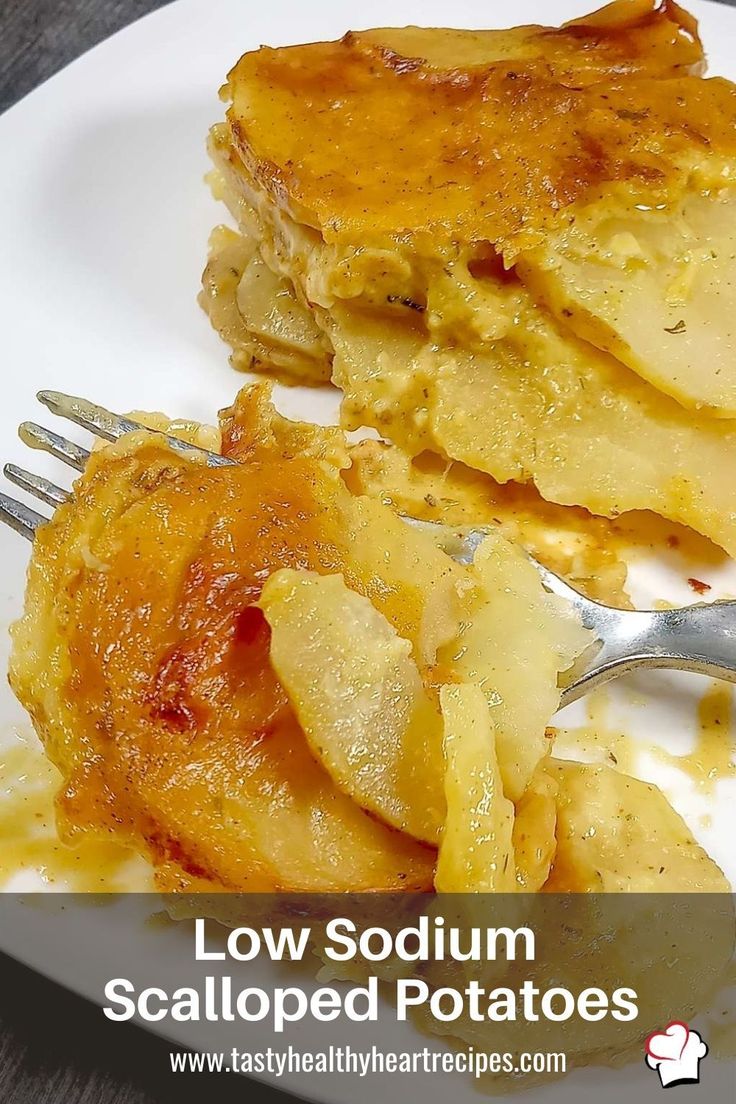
[{"x1": 645, "y1": 1021, "x2": 708, "y2": 1088}]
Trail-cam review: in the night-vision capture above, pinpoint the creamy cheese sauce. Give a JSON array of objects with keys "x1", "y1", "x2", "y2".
[
  {"x1": 0, "y1": 728, "x2": 148, "y2": 891},
  {"x1": 555, "y1": 681, "x2": 736, "y2": 800}
]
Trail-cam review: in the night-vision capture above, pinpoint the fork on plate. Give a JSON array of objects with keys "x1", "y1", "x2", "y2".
[{"x1": 3, "y1": 390, "x2": 736, "y2": 711}]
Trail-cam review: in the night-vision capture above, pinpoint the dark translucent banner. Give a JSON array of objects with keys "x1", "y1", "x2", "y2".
[{"x1": 0, "y1": 893, "x2": 733, "y2": 1101}]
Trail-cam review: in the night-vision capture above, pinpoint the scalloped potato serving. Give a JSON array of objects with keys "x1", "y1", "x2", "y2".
[
  {"x1": 8, "y1": 386, "x2": 728, "y2": 895},
  {"x1": 6, "y1": 0, "x2": 733, "y2": 901},
  {"x1": 202, "y1": 0, "x2": 736, "y2": 556}
]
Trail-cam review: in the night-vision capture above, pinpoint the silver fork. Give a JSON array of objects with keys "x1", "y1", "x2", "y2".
[{"x1": 4, "y1": 390, "x2": 736, "y2": 711}]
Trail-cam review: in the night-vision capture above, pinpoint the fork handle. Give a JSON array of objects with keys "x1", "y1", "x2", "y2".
[{"x1": 559, "y1": 600, "x2": 736, "y2": 708}]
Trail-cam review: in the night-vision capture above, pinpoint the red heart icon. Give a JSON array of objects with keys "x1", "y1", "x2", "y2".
[{"x1": 645, "y1": 1021, "x2": 690, "y2": 1062}]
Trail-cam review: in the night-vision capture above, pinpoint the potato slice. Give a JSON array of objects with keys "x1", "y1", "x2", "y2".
[
  {"x1": 353, "y1": 4, "x2": 704, "y2": 81},
  {"x1": 339, "y1": 494, "x2": 468, "y2": 668},
  {"x1": 218, "y1": 383, "x2": 466, "y2": 671},
  {"x1": 236, "y1": 249, "x2": 330, "y2": 368},
  {"x1": 520, "y1": 189, "x2": 736, "y2": 415},
  {"x1": 200, "y1": 225, "x2": 331, "y2": 383},
  {"x1": 344, "y1": 437, "x2": 631, "y2": 608},
  {"x1": 260, "y1": 568, "x2": 445, "y2": 844},
  {"x1": 544, "y1": 760, "x2": 729, "y2": 892},
  {"x1": 437, "y1": 531, "x2": 590, "y2": 801},
  {"x1": 224, "y1": 4, "x2": 724, "y2": 266},
  {"x1": 140, "y1": 712, "x2": 436, "y2": 892},
  {"x1": 435, "y1": 684, "x2": 516, "y2": 893},
  {"x1": 512, "y1": 767, "x2": 558, "y2": 892},
  {"x1": 424, "y1": 755, "x2": 731, "y2": 1074},
  {"x1": 9, "y1": 387, "x2": 437, "y2": 892},
  {"x1": 331, "y1": 300, "x2": 736, "y2": 558}
]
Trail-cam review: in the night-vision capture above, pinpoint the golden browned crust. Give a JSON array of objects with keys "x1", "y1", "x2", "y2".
[
  {"x1": 9, "y1": 390, "x2": 439, "y2": 893},
  {"x1": 223, "y1": 1, "x2": 731, "y2": 258},
  {"x1": 351, "y1": 0, "x2": 703, "y2": 81}
]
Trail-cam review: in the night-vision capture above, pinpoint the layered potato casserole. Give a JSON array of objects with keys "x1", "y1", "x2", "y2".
[
  {"x1": 9, "y1": 384, "x2": 729, "y2": 895},
  {"x1": 4, "y1": 4, "x2": 736, "y2": 1092},
  {"x1": 201, "y1": 0, "x2": 736, "y2": 556},
  {"x1": 6, "y1": 1, "x2": 735, "y2": 903}
]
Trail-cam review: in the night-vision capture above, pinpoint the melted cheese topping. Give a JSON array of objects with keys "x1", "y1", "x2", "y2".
[
  {"x1": 225, "y1": 2, "x2": 732, "y2": 260},
  {"x1": 202, "y1": 3, "x2": 736, "y2": 551}
]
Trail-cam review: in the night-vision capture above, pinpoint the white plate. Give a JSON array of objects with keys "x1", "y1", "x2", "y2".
[{"x1": 0, "y1": 1, "x2": 735, "y2": 1100}]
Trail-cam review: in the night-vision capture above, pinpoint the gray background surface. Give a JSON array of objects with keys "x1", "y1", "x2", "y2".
[
  {"x1": 1, "y1": 0, "x2": 171, "y2": 112},
  {"x1": 1, "y1": 0, "x2": 735, "y2": 1101}
]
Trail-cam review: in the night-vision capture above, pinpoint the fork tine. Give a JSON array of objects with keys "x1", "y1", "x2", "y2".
[
  {"x1": 19, "y1": 422, "x2": 90, "y2": 472},
  {"x1": 4, "y1": 464, "x2": 70, "y2": 507},
  {"x1": 37, "y1": 391, "x2": 234, "y2": 468},
  {"x1": 38, "y1": 390, "x2": 146, "y2": 443},
  {"x1": 0, "y1": 491, "x2": 48, "y2": 541}
]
